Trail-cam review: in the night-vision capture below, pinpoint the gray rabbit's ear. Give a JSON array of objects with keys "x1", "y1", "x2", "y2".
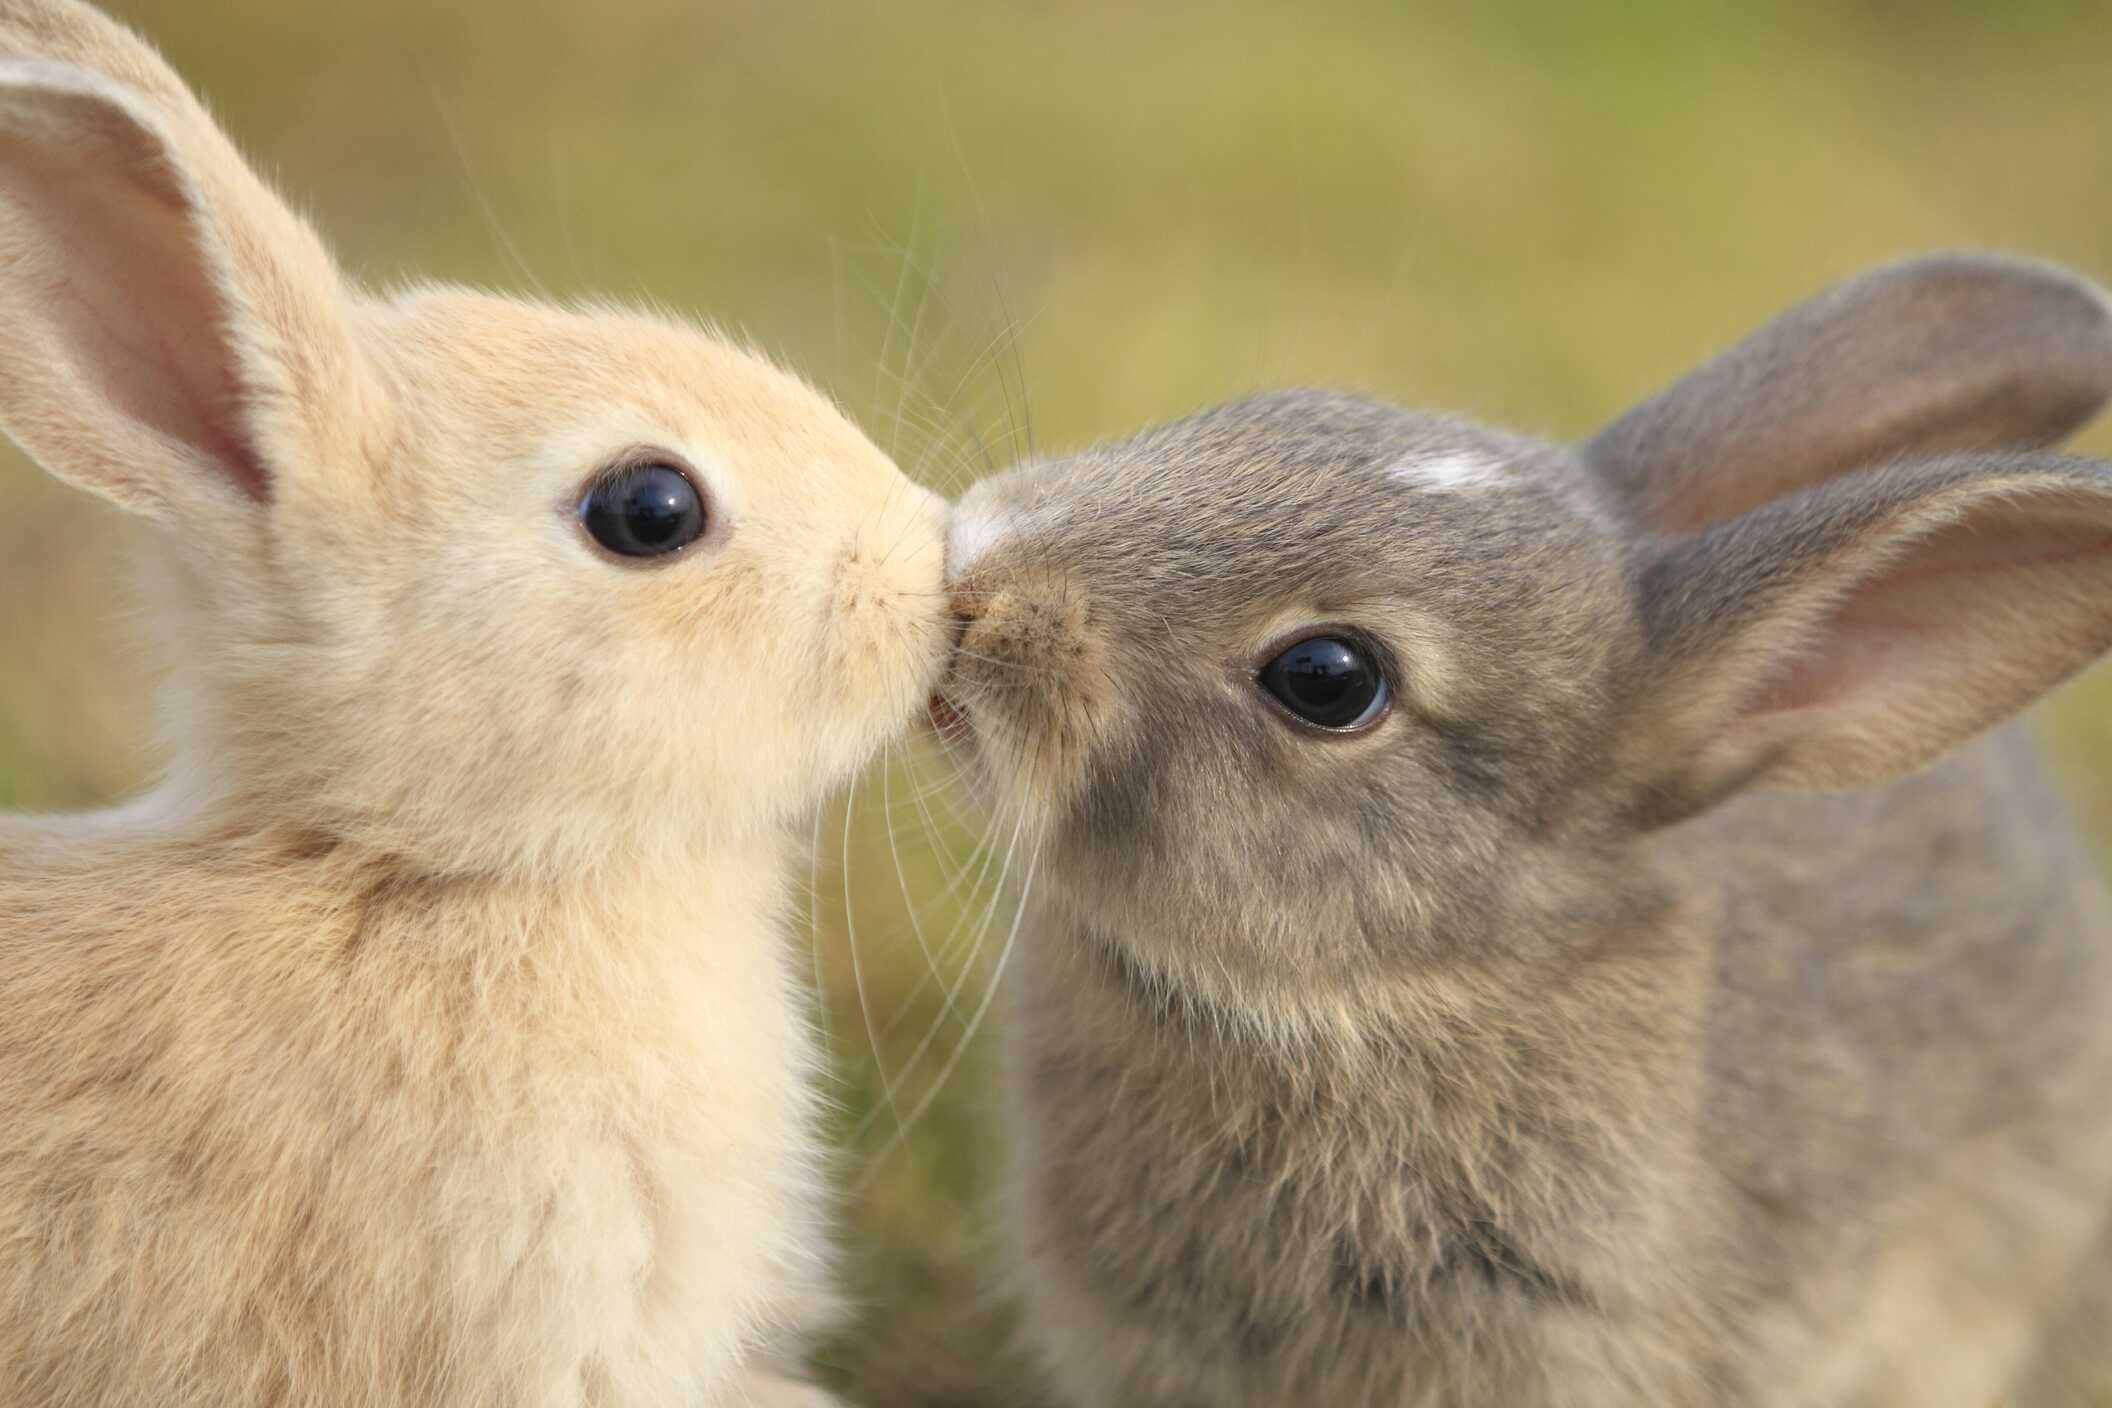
[
  {"x1": 0, "y1": 34, "x2": 370, "y2": 523},
  {"x1": 1619, "y1": 453, "x2": 2112, "y2": 826},
  {"x1": 1587, "y1": 253, "x2": 2112, "y2": 536}
]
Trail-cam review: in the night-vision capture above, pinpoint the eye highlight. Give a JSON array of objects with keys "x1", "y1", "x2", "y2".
[
  {"x1": 1257, "y1": 635, "x2": 1390, "y2": 732},
  {"x1": 579, "y1": 462, "x2": 706, "y2": 559}
]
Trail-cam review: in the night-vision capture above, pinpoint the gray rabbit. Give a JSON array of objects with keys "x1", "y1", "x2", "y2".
[{"x1": 935, "y1": 253, "x2": 2112, "y2": 1406}]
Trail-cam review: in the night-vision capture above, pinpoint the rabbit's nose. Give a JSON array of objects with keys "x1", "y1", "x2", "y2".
[
  {"x1": 927, "y1": 581, "x2": 984, "y2": 741},
  {"x1": 946, "y1": 581, "x2": 1006, "y2": 679},
  {"x1": 942, "y1": 578, "x2": 999, "y2": 683},
  {"x1": 944, "y1": 542, "x2": 1004, "y2": 656},
  {"x1": 949, "y1": 584, "x2": 986, "y2": 635}
]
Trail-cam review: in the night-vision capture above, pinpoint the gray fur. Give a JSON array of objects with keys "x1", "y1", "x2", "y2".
[
  {"x1": 1588, "y1": 250, "x2": 2112, "y2": 532},
  {"x1": 939, "y1": 252, "x2": 2112, "y2": 1405}
]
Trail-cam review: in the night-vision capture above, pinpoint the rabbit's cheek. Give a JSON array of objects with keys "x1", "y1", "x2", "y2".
[
  {"x1": 930, "y1": 707, "x2": 1030, "y2": 825},
  {"x1": 943, "y1": 574, "x2": 1114, "y2": 825},
  {"x1": 808, "y1": 484, "x2": 949, "y2": 741}
]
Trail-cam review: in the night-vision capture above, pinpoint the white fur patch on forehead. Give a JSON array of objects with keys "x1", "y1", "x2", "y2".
[
  {"x1": 1388, "y1": 450, "x2": 1507, "y2": 495},
  {"x1": 946, "y1": 505, "x2": 1014, "y2": 579}
]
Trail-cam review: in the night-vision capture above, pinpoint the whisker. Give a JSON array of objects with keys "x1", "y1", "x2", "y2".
[
  {"x1": 805, "y1": 808, "x2": 835, "y2": 1060},
  {"x1": 429, "y1": 88, "x2": 552, "y2": 302},
  {"x1": 853, "y1": 821, "x2": 1043, "y2": 1194},
  {"x1": 881, "y1": 741, "x2": 954, "y2": 1018},
  {"x1": 865, "y1": 741, "x2": 992, "y2": 1043},
  {"x1": 840, "y1": 778, "x2": 903, "y2": 1143},
  {"x1": 870, "y1": 197, "x2": 925, "y2": 463},
  {"x1": 847, "y1": 794, "x2": 1021, "y2": 1145},
  {"x1": 842, "y1": 220, "x2": 1033, "y2": 501},
  {"x1": 941, "y1": 102, "x2": 1039, "y2": 465}
]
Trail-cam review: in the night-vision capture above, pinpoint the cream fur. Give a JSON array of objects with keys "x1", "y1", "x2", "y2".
[{"x1": 0, "y1": 2, "x2": 947, "y2": 1403}]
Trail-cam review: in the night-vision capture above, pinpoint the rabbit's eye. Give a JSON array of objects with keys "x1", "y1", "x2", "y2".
[
  {"x1": 579, "y1": 463, "x2": 707, "y2": 559},
  {"x1": 1257, "y1": 636, "x2": 1389, "y2": 732}
]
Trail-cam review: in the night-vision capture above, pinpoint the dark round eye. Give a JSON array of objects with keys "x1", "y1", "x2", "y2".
[
  {"x1": 1258, "y1": 635, "x2": 1389, "y2": 731},
  {"x1": 579, "y1": 463, "x2": 706, "y2": 558}
]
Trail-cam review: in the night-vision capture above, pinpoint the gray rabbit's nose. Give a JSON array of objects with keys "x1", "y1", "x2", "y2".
[
  {"x1": 945, "y1": 589, "x2": 976, "y2": 653},
  {"x1": 926, "y1": 576, "x2": 981, "y2": 741},
  {"x1": 941, "y1": 499, "x2": 1014, "y2": 662}
]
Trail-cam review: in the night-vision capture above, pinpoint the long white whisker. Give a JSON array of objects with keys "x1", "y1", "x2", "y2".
[
  {"x1": 882, "y1": 742, "x2": 952, "y2": 1013},
  {"x1": 840, "y1": 780, "x2": 903, "y2": 1141},
  {"x1": 429, "y1": 89, "x2": 551, "y2": 302},
  {"x1": 806, "y1": 808, "x2": 834, "y2": 1059},
  {"x1": 866, "y1": 738, "x2": 1007, "y2": 1042},
  {"x1": 853, "y1": 828, "x2": 1041, "y2": 1193},
  {"x1": 847, "y1": 792, "x2": 1020, "y2": 1144}
]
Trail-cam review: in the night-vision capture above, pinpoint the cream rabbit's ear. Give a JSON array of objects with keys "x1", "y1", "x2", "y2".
[{"x1": 0, "y1": 35, "x2": 370, "y2": 521}]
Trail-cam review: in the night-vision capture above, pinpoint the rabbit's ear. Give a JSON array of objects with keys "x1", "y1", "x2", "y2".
[
  {"x1": 0, "y1": 36, "x2": 367, "y2": 521},
  {"x1": 1587, "y1": 254, "x2": 2112, "y2": 536},
  {"x1": 1618, "y1": 453, "x2": 2112, "y2": 826}
]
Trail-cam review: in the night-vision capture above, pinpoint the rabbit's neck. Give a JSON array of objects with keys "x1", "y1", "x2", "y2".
[
  {"x1": 1003, "y1": 900, "x2": 1718, "y2": 1400},
  {"x1": 1, "y1": 785, "x2": 826, "y2": 1387},
  {"x1": 4, "y1": 783, "x2": 803, "y2": 995}
]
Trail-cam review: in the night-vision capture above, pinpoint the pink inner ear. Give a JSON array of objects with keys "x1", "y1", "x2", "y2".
[
  {"x1": 1749, "y1": 495, "x2": 2112, "y2": 722},
  {"x1": 0, "y1": 93, "x2": 266, "y2": 500}
]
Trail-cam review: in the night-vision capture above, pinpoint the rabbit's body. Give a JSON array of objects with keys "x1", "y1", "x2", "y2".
[
  {"x1": 941, "y1": 257, "x2": 2112, "y2": 1405},
  {"x1": 0, "y1": 808, "x2": 826, "y2": 1405},
  {"x1": 0, "y1": 2, "x2": 947, "y2": 1402},
  {"x1": 1685, "y1": 732, "x2": 2112, "y2": 1403},
  {"x1": 1006, "y1": 728, "x2": 2112, "y2": 1406}
]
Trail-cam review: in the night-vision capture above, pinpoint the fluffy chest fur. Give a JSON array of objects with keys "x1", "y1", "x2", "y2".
[
  {"x1": 0, "y1": 816, "x2": 823, "y2": 1408},
  {"x1": 999, "y1": 738, "x2": 2112, "y2": 1408},
  {"x1": 1000, "y1": 912, "x2": 1730, "y2": 1408}
]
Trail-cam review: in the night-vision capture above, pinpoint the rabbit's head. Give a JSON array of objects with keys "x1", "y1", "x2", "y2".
[
  {"x1": 0, "y1": 2, "x2": 948, "y2": 874},
  {"x1": 941, "y1": 254, "x2": 2112, "y2": 1029}
]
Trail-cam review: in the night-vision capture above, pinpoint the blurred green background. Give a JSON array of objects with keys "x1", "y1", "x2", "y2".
[{"x1": 8, "y1": 1, "x2": 2112, "y2": 1402}]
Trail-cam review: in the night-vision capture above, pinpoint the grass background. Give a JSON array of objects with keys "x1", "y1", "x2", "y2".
[{"x1": 7, "y1": 1, "x2": 2112, "y2": 1401}]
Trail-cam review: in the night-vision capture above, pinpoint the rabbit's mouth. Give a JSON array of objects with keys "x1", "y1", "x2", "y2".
[
  {"x1": 927, "y1": 689, "x2": 969, "y2": 740},
  {"x1": 925, "y1": 578, "x2": 977, "y2": 740}
]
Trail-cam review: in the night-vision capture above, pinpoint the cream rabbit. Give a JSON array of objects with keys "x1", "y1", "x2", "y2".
[
  {"x1": 0, "y1": 2, "x2": 948, "y2": 1404},
  {"x1": 941, "y1": 253, "x2": 2112, "y2": 1405}
]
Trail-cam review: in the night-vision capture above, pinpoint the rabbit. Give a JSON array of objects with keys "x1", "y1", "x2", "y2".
[
  {"x1": 935, "y1": 252, "x2": 2112, "y2": 1407},
  {"x1": 0, "y1": 2, "x2": 951, "y2": 1404}
]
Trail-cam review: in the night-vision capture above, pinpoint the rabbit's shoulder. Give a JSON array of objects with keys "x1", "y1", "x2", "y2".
[{"x1": 1688, "y1": 721, "x2": 2112, "y2": 1222}]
